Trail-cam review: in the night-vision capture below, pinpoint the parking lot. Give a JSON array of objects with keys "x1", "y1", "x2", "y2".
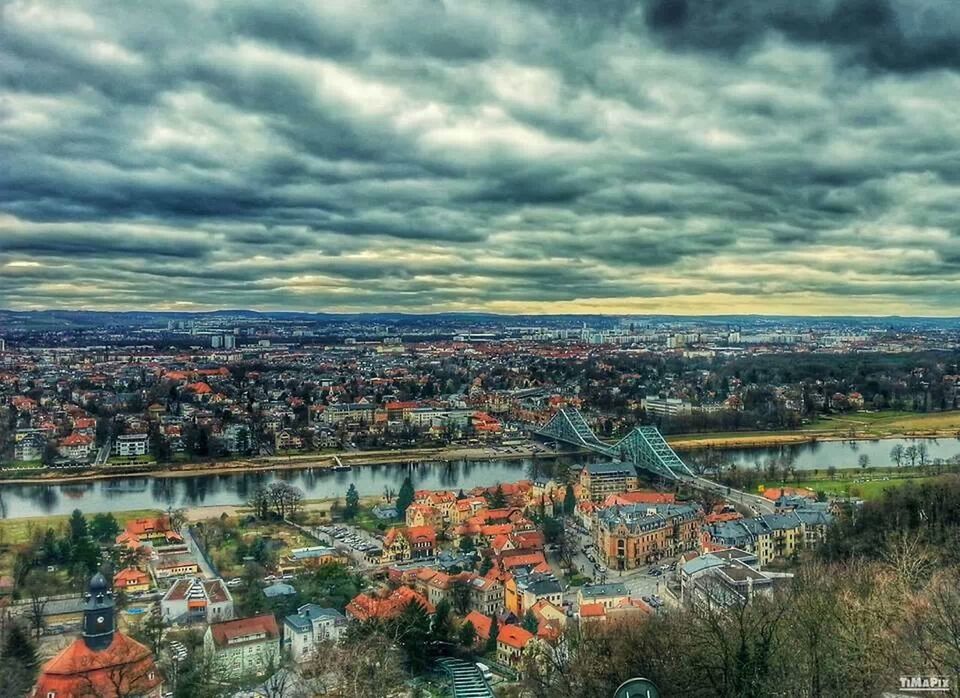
[{"x1": 310, "y1": 523, "x2": 383, "y2": 566}]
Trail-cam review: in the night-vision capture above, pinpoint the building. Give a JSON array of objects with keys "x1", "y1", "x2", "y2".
[
  {"x1": 579, "y1": 462, "x2": 640, "y2": 502},
  {"x1": 577, "y1": 582, "x2": 630, "y2": 610},
  {"x1": 707, "y1": 511, "x2": 831, "y2": 566},
  {"x1": 595, "y1": 503, "x2": 702, "y2": 570},
  {"x1": 682, "y1": 553, "x2": 776, "y2": 609},
  {"x1": 203, "y1": 614, "x2": 281, "y2": 678},
  {"x1": 113, "y1": 433, "x2": 149, "y2": 459},
  {"x1": 161, "y1": 577, "x2": 234, "y2": 625},
  {"x1": 13, "y1": 429, "x2": 46, "y2": 462},
  {"x1": 497, "y1": 624, "x2": 536, "y2": 672},
  {"x1": 57, "y1": 432, "x2": 94, "y2": 461},
  {"x1": 283, "y1": 605, "x2": 347, "y2": 662},
  {"x1": 382, "y1": 526, "x2": 436, "y2": 563},
  {"x1": 345, "y1": 586, "x2": 434, "y2": 622},
  {"x1": 113, "y1": 568, "x2": 151, "y2": 594},
  {"x1": 32, "y1": 574, "x2": 163, "y2": 698},
  {"x1": 642, "y1": 396, "x2": 693, "y2": 417}
]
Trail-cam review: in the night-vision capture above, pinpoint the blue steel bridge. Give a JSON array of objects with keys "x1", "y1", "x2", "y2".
[
  {"x1": 535, "y1": 408, "x2": 696, "y2": 480},
  {"x1": 535, "y1": 408, "x2": 776, "y2": 513}
]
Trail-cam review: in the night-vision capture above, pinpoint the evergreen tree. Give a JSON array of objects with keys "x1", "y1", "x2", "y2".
[
  {"x1": 479, "y1": 555, "x2": 493, "y2": 576},
  {"x1": 488, "y1": 483, "x2": 507, "y2": 509},
  {"x1": 68, "y1": 509, "x2": 88, "y2": 543},
  {"x1": 392, "y1": 599, "x2": 432, "y2": 672},
  {"x1": 2, "y1": 623, "x2": 39, "y2": 679},
  {"x1": 564, "y1": 483, "x2": 577, "y2": 516},
  {"x1": 430, "y1": 599, "x2": 455, "y2": 651},
  {"x1": 458, "y1": 535, "x2": 475, "y2": 554},
  {"x1": 396, "y1": 476, "x2": 415, "y2": 518},
  {"x1": 485, "y1": 615, "x2": 499, "y2": 654},
  {"x1": 344, "y1": 484, "x2": 360, "y2": 520},
  {"x1": 89, "y1": 512, "x2": 120, "y2": 542},
  {"x1": 522, "y1": 608, "x2": 540, "y2": 634}
]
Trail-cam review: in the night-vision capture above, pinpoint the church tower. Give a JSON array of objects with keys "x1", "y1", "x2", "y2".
[{"x1": 81, "y1": 572, "x2": 116, "y2": 650}]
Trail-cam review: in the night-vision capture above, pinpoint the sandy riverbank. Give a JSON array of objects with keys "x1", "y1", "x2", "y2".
[{"x1": 667, "y1": 428, "x2": 960, "y2": 451}]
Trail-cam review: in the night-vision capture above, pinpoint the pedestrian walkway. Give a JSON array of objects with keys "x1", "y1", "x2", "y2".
[{"x1": 436, "y1": 658, "x2": 494, "y2": 698}]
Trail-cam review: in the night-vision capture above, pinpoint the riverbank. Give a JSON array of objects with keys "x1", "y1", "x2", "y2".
[
  {"x1": 0, "y1": 443, "x2": 569, "y2": 486},
  {"x1": 667, "y1": 410, "x2": 960, "y2": 451}
]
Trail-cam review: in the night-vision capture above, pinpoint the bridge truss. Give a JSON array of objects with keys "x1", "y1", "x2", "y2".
[{"x1": 535, "y1": 408, "x2": 696, "y2": 480}]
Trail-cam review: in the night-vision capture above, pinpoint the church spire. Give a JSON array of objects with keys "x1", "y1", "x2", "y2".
[{"x1": 82, "y1": 572, "x2": 116, "y2": 651}]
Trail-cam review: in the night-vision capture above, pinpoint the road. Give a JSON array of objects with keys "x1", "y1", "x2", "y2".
[
  {"x1": 688, "y1": 475, "x2": 776, "y2": 514},
  {"x1": 183, "y1": 526, "x2": 218, "y2": 579}
]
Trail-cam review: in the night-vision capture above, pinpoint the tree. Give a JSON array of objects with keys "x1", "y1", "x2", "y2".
[
  {"x1": 69, "y1": 508, "x2": 88, "y2": 543},
  {"x1": 905, "y1": 444, "x2": 919, "y2": 467},
  {"x1": 564, "y1": 483, "x2": 577, "y2": 516},
  {"x1": 391, "y1": 598, "x2": 433, "y2": 672},
  {"x1": 485, "y1": 615, "x2": 499, "y2": 654},
  {"x1": 396, "y1": 476, "x2": 415, "y2": 518},
  {"x1": 458, "y1": 620, "x2": 477, "y2": 648},
  {"x1": 488, "y1": 483, "x2": 508, "y2": 509},
  {"x1": 450, "y1": 578, "x2": 473, "y2": 615},
  {"x1": 858, "y1": 454, "x2": 870, "y2": 472},
  {"x1": 2, "y1": 622, "x2": 39, "y2": 680},
  {"x1": 382, "y1": 485, "x2": 396, "y2": 504},
  {"x1": 458, "y1": 535, "x2": 475, "y2": 554},
  {"x1": 130, "y1": 608, "x2": 166, "y2": 657},
  {"x1": 890, "y1": 444, "x2": 905, "y2": 468},
  {"x1": 344, "y1": 484, "x2": 360, "y2": 520},
  {"x1": 25, "y1": 569, "x2": 55, "y2": 640},
  {"x1": 522, "y1": 609, "x2": 540, "y2": 634},
  {"x1": 430, "y1": 598, "x2": 455, "y2": 651},
  {"x1": 89, "y1": 512, "x2": 121, "y2": 542},
  {"x1": 827, "y1": 465, "x2": 838, "y2": 481}
]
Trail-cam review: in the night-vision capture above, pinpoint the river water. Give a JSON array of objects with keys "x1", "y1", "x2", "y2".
[{"x1": 2, "y1": 437, "x2": 959, "y2": 519}]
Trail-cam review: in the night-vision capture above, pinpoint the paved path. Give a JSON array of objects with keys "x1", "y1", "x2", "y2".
[{"x1": 183, "y1": 526, "x2": 217, "y2": 579}]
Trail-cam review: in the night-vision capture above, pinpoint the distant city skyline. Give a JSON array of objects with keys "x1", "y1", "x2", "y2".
[{"x1": 3, "y1": 1, "x2": 960, "y2": 315}]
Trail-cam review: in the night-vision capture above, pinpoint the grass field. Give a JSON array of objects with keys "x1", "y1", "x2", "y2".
[
  {"x1": 764, "y1": 468, "x2": 947, "y2": 501},
  {"x1": 0, "y1": 508, "x2": 163, "y2": 546}
]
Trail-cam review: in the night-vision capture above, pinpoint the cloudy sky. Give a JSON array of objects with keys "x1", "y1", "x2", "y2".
[{"x1": 2, "y1": 0, "x2": 960, "y2": 315}]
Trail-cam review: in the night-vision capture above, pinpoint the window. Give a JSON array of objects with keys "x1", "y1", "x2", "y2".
[{"x1": 48, "y1": 693, "x2": 57, "y2": 698}]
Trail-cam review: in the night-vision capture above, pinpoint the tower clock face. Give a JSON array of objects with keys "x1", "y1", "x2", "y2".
[{"x1": 97, "y1": 616, "x2": 105, "y2": 624}]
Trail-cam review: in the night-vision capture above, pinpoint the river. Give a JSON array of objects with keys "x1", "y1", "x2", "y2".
[
  {"x1": 685, "y1": 435, "x2": 960, "y2": 472},
  {"x1": 2, "y1": 437, "x2": 959, "y2": 519}
]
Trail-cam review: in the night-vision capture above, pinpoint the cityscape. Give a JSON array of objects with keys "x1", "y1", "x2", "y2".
[{"x1": 3, "y1": 1, "x2": 960, "y2": 698}]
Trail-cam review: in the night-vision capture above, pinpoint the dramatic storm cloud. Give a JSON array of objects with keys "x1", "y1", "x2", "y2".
[{"x1": 2, "y1": 0, "x2": 960, "y2": 314}]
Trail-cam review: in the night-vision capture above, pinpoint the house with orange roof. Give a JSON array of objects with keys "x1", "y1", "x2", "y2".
[
  {"x1": 601, "y1": 491, "x2": 676, "y2": 508},
  {"x1": 497, "y1": 624, "x2": 537, "y2": 671},
  {"x1": 529, "y1": 599, "x2": 567, "y2": 639},
  {"x1": 405, "y1": 503, "x2": 443, "y2": 529},
  {"x1": 578, "y1": 602, "x2": 607, "y2": 624},
  {"x1": 345, "y1": 586, "x2": 434, "y2": 622},
  {"x1": 203, "y1": 613, "x2": 280, "y2": 677},
  {"x1": 113, "y1": 568, "x2": 151, "y2": 594},
  {"x1": 463, "y1": 611, "x2": 493, "y2": 643},
  {"x1": 57, "y1": 432, "x2": 94, "y2": 460},
  {"x1": 382, "y1": 526, "x2": 437, "y2": 562},
  {"x1": 453, "y1": 497, "x2": 487, "y2": 524}
]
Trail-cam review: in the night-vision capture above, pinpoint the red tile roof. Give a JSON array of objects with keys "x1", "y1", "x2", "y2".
[
  {"x1": 208, "y1": 614, "x2": 279, "y2": 649},
  {"x1": 35, "y1": 633, "x2": 162, "y2": 698},
  {"x1": 497, "y1": 624, "x2": 535, "y2": 649},
  {"x1": 464, "y1": 611, "x2": 493, "y2": 641}
]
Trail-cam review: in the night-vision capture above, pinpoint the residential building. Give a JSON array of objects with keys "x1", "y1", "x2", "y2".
[
  {"x1": 595, "y1": 503, "x2": 702, "y2": 570},
  {"x1": 283, "y1": 605, "x2": 347, "y2": 662},
  {"x1": 579, "y1": 462, "x2": 640, "y2": 502},
  {"x1": 382, "y1": 526, "x2": 436, "y2": 562},
  {"x1": 113, "y1": 568, "x2": 151, "y2": 594},
  {"x1": 497, "y1": 624, "x2": 536, "y2": 673},
  {"x1": 113, "y1": 433, "x2": 149, "y2": 458},
  {"x1": 577, "y1": 582, "x2": 630, "y2": 610},
  {"x1": 161, "y1": 578, "x2": 234, "y2": 625},
  {"x1": 204, "y1": 614, "x2": 281, "y2": 678}
]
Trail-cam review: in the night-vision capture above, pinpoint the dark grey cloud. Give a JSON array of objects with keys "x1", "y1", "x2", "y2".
[
  {"x1": 644, "y1": 0, "x2": 960, "y2": 73},
  {"x1": 1, "y1": 0, "x2": 960, "y2": 315}
]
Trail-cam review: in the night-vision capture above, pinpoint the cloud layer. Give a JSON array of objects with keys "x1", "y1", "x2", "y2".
[{"x1": 2, "y1": 0, "x2": 960, "y2": 314}]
